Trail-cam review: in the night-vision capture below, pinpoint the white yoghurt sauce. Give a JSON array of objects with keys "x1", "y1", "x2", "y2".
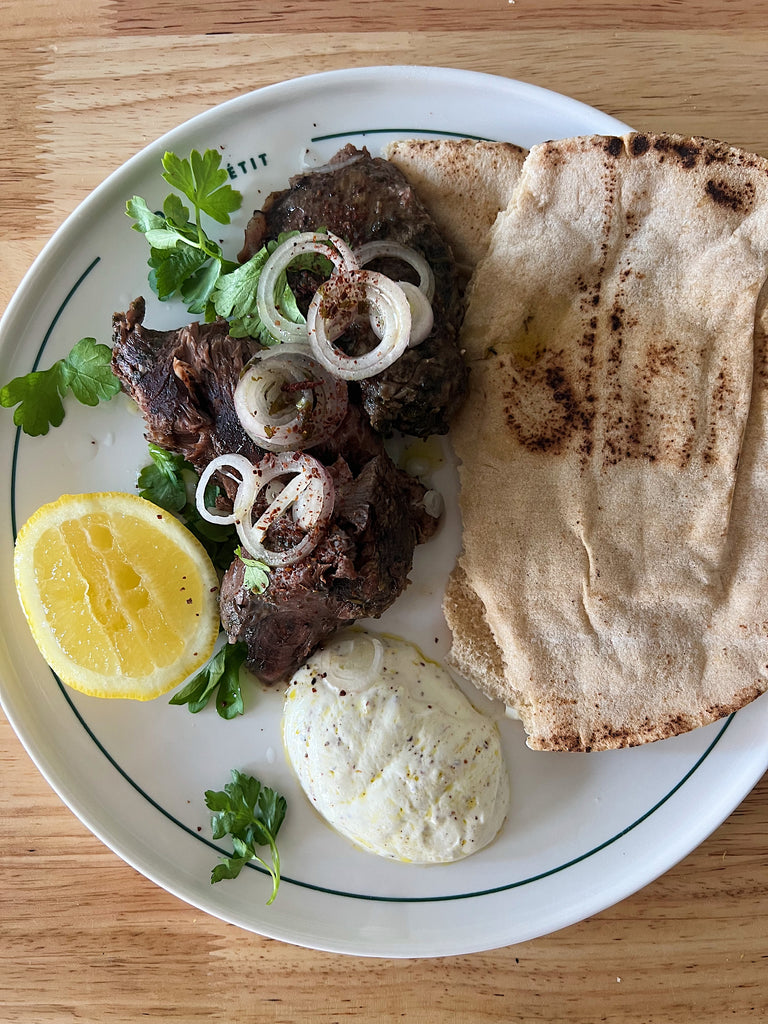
[{"x1": 282, "y1": 630, "x2": 510, "y2": 863}]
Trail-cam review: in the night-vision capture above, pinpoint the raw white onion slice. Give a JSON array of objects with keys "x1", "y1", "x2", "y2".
[
  {"x1": 254, "y1": 231, "x2": 436, "y2": 375},
  {"x1": 354, "y1": 240, "x2": 435, "y2": 302},
  {"x1": 421, "y1": 488, "x2": 444, "y2": 519},
  {"x1": 306, "y1": 269, "x2": 412, "y2": 381},
  {"x1": 194, "y1": 453, "x2": 258, "y2": 525},
  {"x1": 194, "y1": 451, "x2": 334, "y2": 567},
  {"x1": 325, "y1": 230, "x2": 359, "y2": 272},
  {"x1": 370, "y1": 280, "x2": 433, "y2": 347},
  {"x1": 256, "y1": 232, "x2": 356, "y2": 345},
  {"x1": 234, "y1": 452, "x2": 335, "y2": 567},
  {"x1": 233, "y1": 344, "x2": 348, "y2": 452},
  {"x1": 314, "y1": 631, "x2": 385, "y2": 693}
]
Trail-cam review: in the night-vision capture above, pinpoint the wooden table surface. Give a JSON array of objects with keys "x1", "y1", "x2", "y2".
[{"x1": 2, "y1": 2, "x2": 767, "y2": 1021}]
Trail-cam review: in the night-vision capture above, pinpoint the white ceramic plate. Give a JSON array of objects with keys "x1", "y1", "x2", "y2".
[{"x1": 1, "y1": 66, "x2": 767, "y2": 959}]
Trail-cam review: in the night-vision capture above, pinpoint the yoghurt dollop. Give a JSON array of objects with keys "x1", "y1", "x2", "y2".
[{"x1": 282, "y1": 631, "x2": 510, "y2": 863}]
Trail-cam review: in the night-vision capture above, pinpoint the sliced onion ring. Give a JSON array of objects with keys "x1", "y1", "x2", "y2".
[
  {"x1": 256, "y1": 232, "x2": 356, "y2": 345},
  {"x1": 194, "y1": 451, "x2": 334, "y2": 567},
  {"x1": 254, "y1": 231, "x2": 435, "y2": 376},
  {"x1": 195, "y1": 453, "x2": 258, "y2": 525},
  {"x1": 306, "y1": 269, "x2": 412, "y2": 381},
  {"x1": 314, "y1": 631, "x2": 385, "y2": 693},
  {"x1": 354, "y1": 240, "x2": 435, "y2": 302},
  {"x1": 234, "y1": 344, "x2": 348, "y2": 452},
  {"x1": 234, "y1": 451, "x2": 335, "y2": 567},
  {"x1": 370, "y1": 280, "x2": 433, "y2": 347},
  {"x1": 326, "y1": 230, "x2": 359, "y2": 272}
]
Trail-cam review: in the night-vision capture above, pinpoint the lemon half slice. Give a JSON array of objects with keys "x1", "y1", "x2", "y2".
[{"x1": 13, "y1": 492, "x2": 221, "y2": 700}]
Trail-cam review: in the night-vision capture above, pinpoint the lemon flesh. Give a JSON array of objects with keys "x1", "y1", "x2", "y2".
[{"x1": 13, "y1": 492, "x2": 221, "y2": 700}]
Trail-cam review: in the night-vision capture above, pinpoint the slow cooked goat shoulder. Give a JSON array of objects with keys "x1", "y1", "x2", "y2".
[
  {"x1": 111, "y1": 299, "x2": 440, "y2": 683},
  {"x1": 238, "y1": 145, "x2": 469, "y2": 438},
  {"x1": 219, "y1": 453, "x2": 438, "y2": 683},
  {"x1": 111, "y1": 297, "x2": 261, "y2": 473}
]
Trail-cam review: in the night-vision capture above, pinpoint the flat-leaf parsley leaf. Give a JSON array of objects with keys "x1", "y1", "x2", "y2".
[
  {"x1": 137, "y1": 442, "x2": 188, "y2": 513},
  {"x1": 235, "y1": 546, "x2": 271, "y2": 594},
  {"x1": 137, "y1": 442, "x2": 239, "y2": 572},
  {"x1": 205, "y1": 769, "x2": 287, "y2": 904},
  {"x1": 1, "y1": 337, "x2": 121, "y2": 436},
  {"x1": 127, "y1": 148, "x2": 242, "y2": 314},
  {"x1": 162, "y1": 149, "x2": 242, "y2": 225}
]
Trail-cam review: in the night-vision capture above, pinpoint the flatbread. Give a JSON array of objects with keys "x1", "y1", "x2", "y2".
[
  {"x1": 445, "y1": 132, "x2": 768, "y2": 751},
  {"x1": 385, "y1": 138, "x2": 527, "y2": 281}
]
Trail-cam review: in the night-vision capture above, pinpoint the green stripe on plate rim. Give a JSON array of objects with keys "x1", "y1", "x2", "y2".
[{"x1": 311, "y1": 128, "x2": 494, "y2": 142}]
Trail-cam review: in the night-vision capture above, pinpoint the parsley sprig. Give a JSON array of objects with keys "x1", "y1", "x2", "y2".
[
  {"x1": 0, "y1": 337, "x2": 120, "y2": 436},
  {"x1": 128, "y1": 151, "x2": 329, "y2": 341},
  {"x1": 205, "y1": 769, "x2": 287, "y2": 904},
  {"x1": 137, "y1": 441, "x2": 189, "y2": 511},
  {"x1": 126, "y1": 149, "x2": 242, "y2": 314}
]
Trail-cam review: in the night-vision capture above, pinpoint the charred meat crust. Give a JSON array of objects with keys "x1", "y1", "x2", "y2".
[
  {"x1": 238, "y1": 145, "x2": 469, "y2": 437},
  {"x1": 111, "y1": 297, "x2": 262, "y2": 476}
]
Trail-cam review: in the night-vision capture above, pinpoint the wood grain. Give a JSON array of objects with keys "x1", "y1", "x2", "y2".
[
  {"x1": 4, "y1": 25, "x2": 768, "y2": 309},
  {"x1": 108, "y1": 0, "x2": 768, "y2": 34},
  {"x1": 1, "y1": 1, "x2": 767, "y2": 1021},
  {"x1": 2, "y1": 703, "x2": 766, "y2": 1023}
]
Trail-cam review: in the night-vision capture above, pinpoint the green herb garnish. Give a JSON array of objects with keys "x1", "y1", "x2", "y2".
[
  {"x1": 137, "y1": 442, "x2": 238, "y2": 572},
  {"x1": 1, "y1": 337, "x2": 121, "y2": 436},
  {"x1": 210, "y1": 231, "x2": 326, "y2": 343},
  {"x1": 204, "y1": 769, "x2": 287, "y2": 904},
  {"x1": 210, "y1": 243, "x2": 283, "y2": 344},
  {"x1": 169, "y1": 641, "x2": 248, "y2": 719},
  {"x1": 235, "y1": 545, "x2": 271, "y2": 594},
  {"x1": 129, "y1": 150, "x2": 332, "y2": 340},
  {"x1": 137, "y1": 442, "x2": 189, "y2": 512},
  {"x1": 126, "y1": 148, "x2": 242, "y2": 314}
]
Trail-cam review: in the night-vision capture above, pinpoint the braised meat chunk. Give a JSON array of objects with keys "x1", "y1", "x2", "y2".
[
  {"x1": 111, "y1": 297, "x2": 261, "y2": 473},
  {"x1": 111, "y1": 299, "x2": 441, "y2": 683},
  {"x1": 219, "y1": 453, "x2": 439, "y2": 683},
  {"x1": 238, "y1": 145, "x2": 469, "y2": 437}
]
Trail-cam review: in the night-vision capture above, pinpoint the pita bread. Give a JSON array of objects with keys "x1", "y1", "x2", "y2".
[
  {"x1": 445, "y1": 132, "x2": 768, "y2": 751},
  {"x1": 385, "y1": 138, "x2": 527, "y2": 281}
]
